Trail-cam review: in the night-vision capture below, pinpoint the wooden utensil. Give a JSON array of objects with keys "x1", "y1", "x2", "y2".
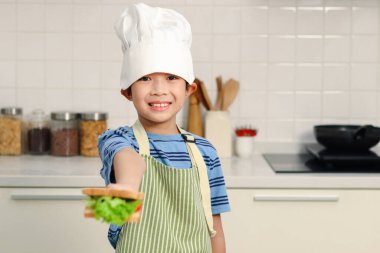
[
  {"x1": 194, "y1": 78, "x2": 211, "y2": 111},
  {"x1": 214, "y1": 76, "x2": 223, "y2": 110},
  {"x1": 198, "y1": 79, "x2": 212, "y2": 111},
  {"x1": 221, "y1": 79, "x2": 239, "y2": 111},
  {"x1": 187, "y1": 93, "x2": 203, "y2": 136},
  {"x1": 199, "y1": 80, "x2": 213, "y2": 111}
]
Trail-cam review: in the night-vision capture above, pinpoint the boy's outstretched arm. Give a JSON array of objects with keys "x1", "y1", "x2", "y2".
[
  {"x1": 110, "y1": 148, "x2": 146, "y2": 192},
  {"x1": 211, "y1": 214, "x2": 226, "y2": 253}
]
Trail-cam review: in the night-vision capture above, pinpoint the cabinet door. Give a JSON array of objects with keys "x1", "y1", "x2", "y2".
[
  {"x1": 0, "y1": 188, "x2": 113, "y2": 253},
  {"x1": 223, "y1": 189, "x2": 380, "y2": 253}
]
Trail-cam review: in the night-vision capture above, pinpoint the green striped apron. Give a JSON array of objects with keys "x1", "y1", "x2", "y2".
[{"x1": 116, "y1": 121, "x2": 215, "y2": 253}]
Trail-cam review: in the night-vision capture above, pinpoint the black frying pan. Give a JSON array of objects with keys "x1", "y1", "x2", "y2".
[{"x1": 314, "y1": 125, "x2": 380, "y2": 150}]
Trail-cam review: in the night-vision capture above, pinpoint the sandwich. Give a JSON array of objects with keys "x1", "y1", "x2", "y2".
[{"x1": 82, "y1": 187, "x2": 144, "y2": 225}]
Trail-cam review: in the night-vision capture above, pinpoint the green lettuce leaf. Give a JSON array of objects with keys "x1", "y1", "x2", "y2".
[{"x1": 85, "y1": 196, "x2": 141, "y2": 225}]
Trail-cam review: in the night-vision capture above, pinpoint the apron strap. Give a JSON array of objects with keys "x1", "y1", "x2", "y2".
[
  {"x1": 132, "y1": 120, "x2": 150, "y2": 156},
  {"x1": 132, "y1": 120, "x2": 216, "y2": 237},
  {"x1": 179, "y1": 130, "x2": 216, "y2": 237}
]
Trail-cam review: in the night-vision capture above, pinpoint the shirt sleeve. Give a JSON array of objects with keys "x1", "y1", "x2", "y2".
[
  {"x1": 98, "y1": 127, "x2": 136, "y2": 185},
  {"x1": 195, "y1": 138, "x2": 231, "y2": 215}
]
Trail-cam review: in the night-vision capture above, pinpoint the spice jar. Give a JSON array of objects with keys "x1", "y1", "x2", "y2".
[
  {"x1": 80, "y1": 112, "x2": 108, "y2": 157},
  {"x1": 26, "y1": 109, "x2": 50, "y2": 155},
  {"x1": 50, "y1": 112, "x2": 79, "y2": 156},
  {"x1": 0, "y1": 107, "x2": 23, "y2": 155}
]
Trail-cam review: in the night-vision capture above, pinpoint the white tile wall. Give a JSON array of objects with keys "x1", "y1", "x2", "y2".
[
  {"x1": 1, "y1": 0, "x2": 380, "y2": 143},
  {"x1": 46, "y1": 34, "x2": 71, "y2": 60},
  {"x1": 297, "y1": 7, "x2": 324, "y2": 35},
  {"x1": 324, "y1": 35, "x2": 350, "y2": 62},
  {"x1": 296, "y1": 36, "x2": 323, "y2": 62},
  {"x1": 268, "y1": 35, "x2": 295, "y2": 62},
  {"x1": 268, "y1": 64, "x2": 294, "y2": 91},
  {"x1": 323, "y1": 63, "x2": 350, "y2": 90},
  {"x1": 296, "y1": 64, "x2": 322, "y2": 91},
  {"x1": 324, "y1": 7, "x2": 351, "y2": 34},
  {"x1": 0, "y1": 61, "x2": 15, "y2": 87}
]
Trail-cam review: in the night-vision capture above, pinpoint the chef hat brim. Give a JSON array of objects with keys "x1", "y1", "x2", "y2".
[{"x1": 120, "y1": 41, "x2": 195, "y2": 89}]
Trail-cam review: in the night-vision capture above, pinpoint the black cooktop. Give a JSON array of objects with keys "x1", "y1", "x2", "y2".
[
  {"x1": 305, "y1": 143, "x2": 380, "y2": 163},
  {"x1": 263, "y1": 144, "x2": 380, "y2": 173}
]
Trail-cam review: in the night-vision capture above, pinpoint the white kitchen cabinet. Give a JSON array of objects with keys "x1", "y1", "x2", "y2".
[
  {"x1": 0, "y1": 188, "x2": 113, "y2": 253},
  {"x1": 223, "y1": 189, "x2": 380, "y2": 253}
]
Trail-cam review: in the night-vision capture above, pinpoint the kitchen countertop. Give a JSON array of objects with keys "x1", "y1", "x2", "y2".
[{"x1": 1, "y1": 154, "x2": 380, "y2": 189}]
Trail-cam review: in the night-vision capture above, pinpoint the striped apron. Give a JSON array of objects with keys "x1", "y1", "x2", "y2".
[{"x1": 116, "y1": 121, "x2": 215, "y2": 253}]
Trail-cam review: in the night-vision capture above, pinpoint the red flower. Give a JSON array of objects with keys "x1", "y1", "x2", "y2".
[{"x1": 235, "y1": 127, "x2": 257, "y2": 137}]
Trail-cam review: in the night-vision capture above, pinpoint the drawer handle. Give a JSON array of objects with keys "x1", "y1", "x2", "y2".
[
  {"x1": 254, "y1": 195, "x2": 339, "y2": 202},
  {"x1": 11, "y1": 192, "x2": 85, "y2": 201}
]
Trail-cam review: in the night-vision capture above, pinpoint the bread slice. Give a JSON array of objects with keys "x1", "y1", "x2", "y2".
[
  {"x1": 82, "y1": 187, "x2": 144, "y2": 223},
  {"x1": 82, "y1": 187, "x2": 144, "y2": 200}
]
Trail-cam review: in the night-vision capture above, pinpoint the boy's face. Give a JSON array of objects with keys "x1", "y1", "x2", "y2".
[{"x1": 121, "y1": 72, "x2": 197, "y2": 128}]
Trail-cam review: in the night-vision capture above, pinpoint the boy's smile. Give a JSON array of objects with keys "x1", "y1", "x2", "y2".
[
  {"x1": 148, "y1": 101, "x2": 172, "y2": 111},
  {"x1": 121, "y1": 72, "x2": 197, "y2": 134}
]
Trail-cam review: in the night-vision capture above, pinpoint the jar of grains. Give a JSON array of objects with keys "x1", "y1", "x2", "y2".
[
  {"x1": 26, "y1": 109, "x2": 51, "y2": 155},
  {"x1": 79, "y1": 112, "x2": 108, "y2": 157},
  {"x1": 0, "y1": 107, "x2": 23, "y2": 155},
  {"x1": 50, "y1": 112, "x2": 79, "y2": 156}
]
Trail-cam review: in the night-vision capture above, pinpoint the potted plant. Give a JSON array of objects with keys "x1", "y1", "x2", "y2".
[{"x1": 234, "y1": 126, "x2": 257, "y2": 158}]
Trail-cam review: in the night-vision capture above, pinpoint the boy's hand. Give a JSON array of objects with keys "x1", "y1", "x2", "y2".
[
  {"x1": 211, "y1": 214, "x2": 226, "y2": 253},
  {"x1": 107, "y1": 183, "x2": 135, "y2": 191}
]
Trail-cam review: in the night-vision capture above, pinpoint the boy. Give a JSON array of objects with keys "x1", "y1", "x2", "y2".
[{"x1": 98, "y1": 3, "x2": 230, "y2": 253}]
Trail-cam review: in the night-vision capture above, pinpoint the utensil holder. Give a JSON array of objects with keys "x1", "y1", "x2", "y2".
[{"x1": 205, "y1": 111, "x2": 232, "y2": 158}]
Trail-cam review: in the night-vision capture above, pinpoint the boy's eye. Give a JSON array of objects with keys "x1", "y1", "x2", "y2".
[
  {"x1": 168, "y1": 75, "x2": 178, "y2": 80},
  {"x1": 139, "y1": 76, "x2": 151, "y2": 81}
]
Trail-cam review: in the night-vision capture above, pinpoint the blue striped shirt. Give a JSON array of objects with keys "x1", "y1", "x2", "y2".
[{"x1": 98, "y1": 126, "x2": 231, "y2": 248}]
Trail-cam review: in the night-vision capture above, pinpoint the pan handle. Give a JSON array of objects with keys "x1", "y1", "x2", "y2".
[{"x1": 353, "y1": 125, "x2": 373, "y2": 141}]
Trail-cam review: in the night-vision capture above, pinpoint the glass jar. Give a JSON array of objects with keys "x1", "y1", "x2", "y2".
[
  {"x1": 0, "y1": 107, "x2": 23, "y2": 155},
  {"x1": 26, "y1": 109, "x2": 50, "y2": 155},
  {"x1": 50, "y1": 112, "x2": 79, "y2": 156},
  {"x1": 79, "y1": 112, "x2": 108, "y2": 157}
]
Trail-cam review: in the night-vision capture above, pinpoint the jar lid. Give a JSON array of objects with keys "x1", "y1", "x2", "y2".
[
  {"x1": 1, "y1": 107, "x2": 22, "y2": 115},
  {"x1": 51, "y1": 112, "x2": 79, "y2": 121},
  {"x1": 28, "y1": 109, "x2": 48, "y2": 123},
  {"x1": 80, "y1": 112, "x2": 108, "y2": 121}
]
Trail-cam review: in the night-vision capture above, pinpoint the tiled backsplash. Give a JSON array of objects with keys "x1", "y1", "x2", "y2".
[{"x1": 0, "y1": 0, "x2": 380, "y2": 143}]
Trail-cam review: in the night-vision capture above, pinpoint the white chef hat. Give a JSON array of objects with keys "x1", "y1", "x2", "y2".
[{"x1": 114, "y1": 3, "x2": 195, "y2": 89}]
